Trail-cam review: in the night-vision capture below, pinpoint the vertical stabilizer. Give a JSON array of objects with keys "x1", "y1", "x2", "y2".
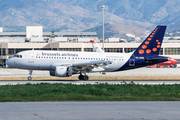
[
  {"x1": 90, "y1": 40, "x2": 104, "y2": 52},
  {"x1": 133, "y1": 25, "x2": 166, "y2": 56}
]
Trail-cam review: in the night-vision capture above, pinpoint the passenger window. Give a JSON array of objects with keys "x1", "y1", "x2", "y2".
[{"x1": 20, "y1": 55, "x2": 22, "y2": 58}]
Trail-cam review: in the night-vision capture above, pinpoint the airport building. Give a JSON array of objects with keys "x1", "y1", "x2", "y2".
[{"x1": 0, "y1": 26, "x2": 180, "y2": 67}]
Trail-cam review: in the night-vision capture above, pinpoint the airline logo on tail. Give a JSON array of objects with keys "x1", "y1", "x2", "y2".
[
  {"x1": 134, "y1": 26, "x2": 166, "y2": 56},
  {"x1": 118, "y1": 25, "x2": 168, "y2": 71}
]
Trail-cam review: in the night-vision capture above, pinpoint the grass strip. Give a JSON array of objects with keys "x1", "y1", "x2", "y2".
[{"x1": 0, "y1": 82, "x2": 180, "y2": 102}]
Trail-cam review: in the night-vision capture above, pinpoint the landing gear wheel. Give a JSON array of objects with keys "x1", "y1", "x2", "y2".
[
  {"x1": 28, "y1": 70, "x2": 33, "y2": 81},
  {"x1": 83, "y1": 75, "x2": 89, "y2": 81},
  {"x1": 78, "y1": 75, "x2": 89, "y2": 81},
  {"x1": 78, "y1": 75, "x2": 84, "y2": 80},
  {"x1": 28, "y1": 76, "x2": 32, "y2": 81}
]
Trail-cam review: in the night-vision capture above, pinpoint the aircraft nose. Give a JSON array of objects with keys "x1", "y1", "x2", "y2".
[
  {"x1": 174, "y1": 60, "x2": 178, "y2": 64},
  {"x1": 6, "y1": 59, "x2": 9, "y2": 65},
  {"x1": 6, "y1": 59, "x2": 12, "y2": 66}
]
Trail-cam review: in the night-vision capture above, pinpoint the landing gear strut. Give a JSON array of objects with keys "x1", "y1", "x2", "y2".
[
  {"x1": 78, "y1": 72, "x2": 89, "y2": 81},
  {"x1": 28, "y1": 70, "x2": 33, "y2": 81}
]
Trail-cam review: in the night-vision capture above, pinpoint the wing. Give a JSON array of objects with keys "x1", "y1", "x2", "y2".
[{"x1": 71, "y1": 60, "x2": 110, "y2": 72}]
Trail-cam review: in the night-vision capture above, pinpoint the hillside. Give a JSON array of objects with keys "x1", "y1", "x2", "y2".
[
  {"x1": 84, "y1": 23, "x2": 148, "y2": 39},
  {"x1": 1, "y1": 0, "x2": 180, "y2": 33}
]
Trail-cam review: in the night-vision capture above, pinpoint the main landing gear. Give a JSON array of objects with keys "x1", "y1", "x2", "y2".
[
  {"x1": 28, "y1": 70, "x2": 33, "y2": 81},
  {"x1": 78, "y1": 72, "x2": 89, "y2": 81}
]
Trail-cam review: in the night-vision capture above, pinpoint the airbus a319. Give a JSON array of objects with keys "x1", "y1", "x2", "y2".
[{"x1": 6, "y1": 25, "x2": 168, "y2": 80}]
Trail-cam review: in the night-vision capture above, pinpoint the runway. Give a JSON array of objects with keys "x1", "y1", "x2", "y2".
[
  {"x1": 1, "y1": 67, "x2": 180, "y2": 77},
  {"x1": 0, "y1": 102, "x2": 180, "y2": 120},
  {"x1": 0, "y1": 67, "x2": 180, "y2": 85}
]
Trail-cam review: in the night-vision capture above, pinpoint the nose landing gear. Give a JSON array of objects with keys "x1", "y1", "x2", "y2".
[{"x1": 28, "y1": 70, "x2": 33, "y2": 81}]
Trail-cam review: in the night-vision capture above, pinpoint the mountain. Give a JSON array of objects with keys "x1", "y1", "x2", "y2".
[
  {"x1": 1, "y1": 0, "x2": 180, "y2": 34},
  {"x1": 54, "y1": 0, "x2": 180, "y2": 31},
  {"x1": 84, "y1": 23, "x2": 148, "y2": 39}
]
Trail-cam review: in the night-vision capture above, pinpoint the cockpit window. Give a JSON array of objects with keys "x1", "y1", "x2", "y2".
[
  {"x1": 13, "y1": 55, "x2": 18, "y2": 57},
  {"x1": 13, "y1": 54, "x2": 22, "y2": 58}
]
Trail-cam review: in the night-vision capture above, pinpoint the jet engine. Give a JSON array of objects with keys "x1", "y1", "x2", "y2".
[{"x1": 49, "y1": 66, "x2": 73, "y2": 77}]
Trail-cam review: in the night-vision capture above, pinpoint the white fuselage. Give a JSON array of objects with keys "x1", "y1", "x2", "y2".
[{"x1": 7, "y1": 50, "x2": 132, "y2": 72}]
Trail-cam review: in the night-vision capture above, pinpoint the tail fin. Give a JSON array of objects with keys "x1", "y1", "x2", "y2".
[
  {"x1": 133, "y1": 25, "x2": 167, "y2": 56},
  {"x1": 90, "y1": 40, "x2": 104, "y2": 52}
]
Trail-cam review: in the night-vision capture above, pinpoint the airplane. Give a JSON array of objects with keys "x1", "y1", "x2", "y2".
[
  {"x1": 149, "y1": 57, "x2": 178, "y2": 68},
  {"x1": 6, "y1": 25, "x2": 169, "y2": 81}
]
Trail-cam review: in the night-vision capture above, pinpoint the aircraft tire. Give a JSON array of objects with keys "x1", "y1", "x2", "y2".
[
  {"x1": 78, "y1": 75, "x2": 84, "y2": 80},
  {"x1": 83, "y1": 75, "x2": 89, "y2": 81},
  {"x1": 28, "y1": 76, "x2": 32, "y2": 81}
]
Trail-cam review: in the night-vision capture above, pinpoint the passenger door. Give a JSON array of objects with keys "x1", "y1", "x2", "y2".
[
  {"x1": 28, "y1": 52, "x2": 34, "y2": 63},
  {"x1": 129, "y1": 55, "x2": 135, "y2": 66}
]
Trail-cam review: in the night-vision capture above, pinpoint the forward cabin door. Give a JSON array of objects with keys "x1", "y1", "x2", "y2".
[{"x1": 28, "y1": 52, "x2": 34, "y2": 63}]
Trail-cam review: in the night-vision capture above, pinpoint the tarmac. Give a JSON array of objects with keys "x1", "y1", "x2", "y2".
[
  {"x1": 0, "y1": 102, "x2": 180, "y2": 120},
  {"x1": 0, "y1": 67, "x2": 180, "y2": 77}
]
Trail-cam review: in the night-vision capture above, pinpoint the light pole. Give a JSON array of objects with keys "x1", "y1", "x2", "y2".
[{"x1": 99, "y1": 5, "x2": 108, "y2": 51}]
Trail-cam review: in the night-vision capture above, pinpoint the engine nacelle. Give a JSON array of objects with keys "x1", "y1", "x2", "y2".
[
  {"x1": 50, "y1": 66, "x2": 72, "y2": 77},
  {"x1": 49, "y1": 66, "x2": 73, "y2": 77}
]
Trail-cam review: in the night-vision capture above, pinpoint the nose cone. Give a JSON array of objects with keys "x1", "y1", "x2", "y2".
[
  {"x1": 6, "y1": 58, "x2": 13, "y2": 67},
  {"x1": 174, "y1": 60, "x2": 178, "y2": 64}
]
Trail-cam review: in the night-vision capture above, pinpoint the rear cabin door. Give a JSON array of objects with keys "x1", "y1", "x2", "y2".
[{"x1": 129, "y1": 55, "x2": 135, "y2": 66}]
